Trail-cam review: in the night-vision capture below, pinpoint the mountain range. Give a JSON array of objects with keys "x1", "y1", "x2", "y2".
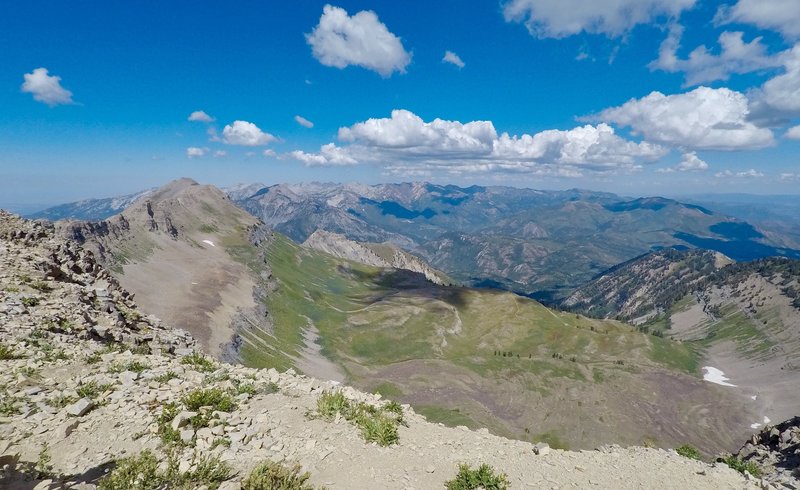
[{"x1": 25, "y1": 178, "x2": 800, "y2": 455}]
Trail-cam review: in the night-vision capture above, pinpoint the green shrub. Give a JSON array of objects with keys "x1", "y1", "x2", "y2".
[
  {"x1": 21, "y1": 297, "x2": 39, "y2": 307},
  {"x1": 98, "y1": 450, "x2": 161, "y2": 490},
  {"x1": 154, "y1": 371, "x2": 179, "y2": 383},
  {"x1": 109, "y1": 360, "x2": 151, "y2": 373},
  {"x1": 314, "y1": 391, "x2": 403, "y2": 447},
  {"x1": 76, "y1": 380, "x2": 114, "y2": 400},
  {"x1": 675, "y1": 444, "x2": 702, "y2": 460},
  {"x1": 180, "y1": 352, "x2": 216, "y2": 372},
  {"x1": 0, "y1": 343, "x2": 23, "y2": 360},
  {"x1": 182, "y1": 388, "x2": 236, "y2": 412},
  {"x1": 85, "y1": 352, "x2": 102, "y2": 364},
  {"x1": 722, "y1": 456, "x2": 761, "y2": 477},
  {"x1": 98, "y1": 450, "x2": 232, "y2": 490},
  {"x1": 444, "y1": 463, "x2": 510, "y2": 490},
  {"x1": 241, "y1": 460, "x2": 314, "y2": 490}
]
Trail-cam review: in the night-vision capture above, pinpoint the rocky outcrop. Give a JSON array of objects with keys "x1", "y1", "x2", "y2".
[
  {"x1": 303, "y1": 230, "x2": 450, "y2": 285},
  {"x1": 736, "y1": 417, "x2": 800, "y2": 488}
]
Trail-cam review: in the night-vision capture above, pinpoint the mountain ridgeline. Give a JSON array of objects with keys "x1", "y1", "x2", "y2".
[{"x1": 229, "y1": 183, "x2": 800, "y2": 301}]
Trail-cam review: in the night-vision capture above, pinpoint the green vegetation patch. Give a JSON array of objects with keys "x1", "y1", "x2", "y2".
[
  {"x1": 0, "y1": 343, "x2": 24, "y2": 360},
  {"x1": 242, "y1": 460, "x2": 315, "y2": 490},
  {"x1": 444, "y1": 463, "x2": 509, "y2": 490},
  {"x1": 180, "y1": 352, "x2": 217, "y2": 372},
  {"x1": 675, "y1": 444, "x2": 702, "y2": 460},
  {"x1": 722, "y1": 456, "x2": 761, "y2": 477},
  {"x1": 314, "y1": 391, "x2": 404, "y2": 446},
  {"x1": 98, "y1": 449, "x2": 231, "y2": 490}
]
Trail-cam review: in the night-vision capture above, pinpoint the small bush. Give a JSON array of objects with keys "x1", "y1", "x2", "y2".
[
  {"x1": 154, "y1": 371, "x2": 179, "y2": 383},
  {"x1": 675, "y1": 444, "x2": 702, "y2": 460},
  {"x1": 357, "y1": 413, "x2": 399, "y2": 446},
  {"x1": 182, "y1": 388, "x2": 236, "y2": 412},
  {"x1": 722, "y1": 456, "x2": 761, "y2": 477},
  {"x1": 110, "y1": 360, "x2": 151, "y2": 374},
  {"x1": 98, "y1": 450, "x2": 232, "y2": 490},
  {"x1": 30, "y1": 280, "x2": 52, "y2": 292},
  {"x1": 0, "y1": 343, "x2": 23, "y2": 360},
  {"x1": 21, "y1": 297, "x2": 39, "y2": 307},
  {"x1": 85, "y1": 352, "x2": 102, "y2": 364},
  {"x1": 181, "y1": 352, "x2": 216, "y2": 372},
  {"x1": 444, "y1": 463, "x2": 510, "y2": 490},
  {"x1": 98, "y1": 450, "x2": 161, "y2": 490},
  {"x1": 241, "y1": 460, "x2": 314, "y2": 490},
  {"x1": 76, "y1": 380, "x2": 114, "y2": 400},
  {"x1": 156, "y1": 402, "x2": 183, "y2": 446},
  {"x1": 314, "y1": 391, "x2": 403, "y2": 447},
  {"x1": 0, "y1": 391, "x2": 20, "y2": 416}
]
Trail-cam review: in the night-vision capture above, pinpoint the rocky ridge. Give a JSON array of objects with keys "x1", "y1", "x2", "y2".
[
  {"x1": 303, "y1": 229, "x2": 449, "y2": 285},
  {"x1": 736, "y1": 417, "x2": 800, "y2": 488},
  {"x1": 0, "y1": 211, "x2": 767, "y2": 489}
]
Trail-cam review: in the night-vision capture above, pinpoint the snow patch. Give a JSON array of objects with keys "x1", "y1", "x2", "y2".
[
  {"x1": 751, "y1": 395, "x2": 758, "y2": 400},
  {"x1": 202, "y1": 240, "x2": 215, "y2": 247},
  {"x1": 701, "y1": 366, "x2": 737, "y2": 387},
  {"x1": 751, "y1": 416, "x2": 772, "y2": 429}
]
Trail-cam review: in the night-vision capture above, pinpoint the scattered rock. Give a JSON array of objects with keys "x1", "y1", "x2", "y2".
[{"x1": 66, "y1": 398, "x2": 94, "y2": 417}]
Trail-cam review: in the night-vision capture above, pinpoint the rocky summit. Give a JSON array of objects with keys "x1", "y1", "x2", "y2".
[{"x1": 0, "y1": 210, "x2": 784, "y2": 489}]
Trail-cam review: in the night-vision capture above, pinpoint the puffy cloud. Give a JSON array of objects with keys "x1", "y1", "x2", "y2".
[
  {"x1": 188, "y1": 110, "x2": 214, "y2": 123},
  {"x1": 290, "y1": 143, "x2": 358, "y2": 166},
  {"x1": 306, "y1": 5, "x2": 411, "y2": 77},
  {"x1": 748, "y1": 44, "x2": 800, "y2": 123},
  {"x1": 221, "y1": 120, "x2": 276, "y2": 146},
  {"x1": 675, "y1": 151, "x2": 709, "y2": 171},
  {"x1": 502, "y1": 0, "x2": 696, "y2": 39},
  {"x1": 338, "y1": 109, "x2": 497, "y2": 153},
  {"x1": 213, "y1": 150, "x2": 227, "y2": 158},
  {"x1": 490, "y1": 123, "x2": 666, "y2": 168},
  {"x1": 656, "y1": 151, "x2": 709, "y2": 172},
  {"x1": 21, "y1": 68, "x2": 74, "y2": 106},
  {"x1": 594, "y1": 86, "x2": 774, "y2": 150},
  {"x1": 263, "y1": 149, "x2": 276, "y2": 157},
  {"x1": 786, "y1": 125, "x2": 800, "y2": 139},
  {"x1": 716, "y1": 0, "x2": 800, "y2": 40},
  {"x1": 294, "y1": 115, "x2": 314, "y2": 128},
  {"x1": 442, "y1": 51, "x2": 465, "y2": 68},
  {"x1": 714, "y1": 169, "x2": 764, "y2": 178},
  {"x1": 650, "y1": 26, "x2": 784, "y2": 86},
  {"x1": 289, "y1": 110, "x2": 666, "y2": 176},
  {"x1": 186, "y1": 147, "x2": 209, "y2": 159}
]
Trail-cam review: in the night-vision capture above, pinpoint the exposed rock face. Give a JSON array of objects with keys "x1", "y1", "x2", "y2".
[
  {"x1": 736, "y1": 417, "x2": 800, "y2": 488},
  {"x1": 0, "y1": 210, "x2": 193, "y2": 352},
  {"x1": 52, "y1": 179, "x2": 267, "y2": 359},
  {"x1": 0, "y1": 211, "x2": 764, "y2": 489},
  {"x1": 303, "y1": 229, "x2": 450, "y2": 285}
]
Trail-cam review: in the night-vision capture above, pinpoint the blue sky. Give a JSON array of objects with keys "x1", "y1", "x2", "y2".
[{"x1": 1, "y1": 0, "x2": 799, "y2": 212}]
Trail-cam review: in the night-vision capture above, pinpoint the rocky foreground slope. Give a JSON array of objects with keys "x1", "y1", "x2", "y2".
[{"x1": 0, "y1": 211, "x2": 781, "y2": 489}]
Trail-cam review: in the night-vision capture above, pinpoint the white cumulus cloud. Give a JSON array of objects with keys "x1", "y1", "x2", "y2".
[
  {"x1": 21, "y1": 68, "x2": 74, "y2": 106},
  {"x1": 290, "y1": 143, "x2": 358, "y2": 166},
  {"x1": 748, "y1": 44, "x2": 800, "y2": 123},
  {"x1": 188, "y1": 110, "x2": 214, "y2": 123},
  {"x1": 502, "y1": 0, "x2": 696, "y2": 38},
  {"x1": 657, "y1": 151, "x2": 710, "y2": 172},
  {"x1": 786, "y1": 125, "x2": 800, "y2": 139},
  {"x1": 443, "y1": 51, "x2": 465, "y2": 68},
  {"x1": 295, "y1": 115, "x2": 314, "y2": 128},
  {"x1": 214, "y1": 150, "x2": 227, "y2": 158},
  {"x1": 289, "y1": 109, "x2": 666, "y2": 176},
  {"x1": 186, "y1": 147, "x2": 209, "y2": 159},
  {"x1": 716, "y1": 0, "x2": 800, "y2": 40},
  {"x1": 594, "y1": 86, "x2": 774, "y2": 150},
  {"x1": 650, "y1": 26, "x2": 784, "y2": 86},
  {"x1": 221, "y1": 120, "x2": 276, "y2": 146},
  {"x1": 306, "y1": 4, "x2": 411, "y2": 77}
]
